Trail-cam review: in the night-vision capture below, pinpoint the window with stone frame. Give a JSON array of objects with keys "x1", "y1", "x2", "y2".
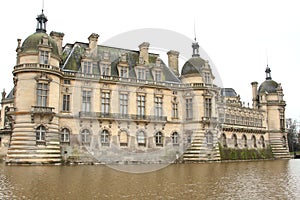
[
  {"x1": 137, "y1": 94, "x2": 145, "y2": 117},
  {"x1": 155, "y1": 132, "x2": 163, "y2": 147},
  {"x1": 137, "y1": 131, "x2": 146, "y2": 147},
  {"x1": 119, "y1": 93, "x2": 128, "y2": 116},
  {"x1": 260, "y1": 136, "x2": 265, "y2": 148},
  {"x1": 252, "y1": 135, "x2": 257, "y2": 148},
  {"x1": 101, "y1": 91, "x2": 110, "y2": 114},
  {"x1": 171, "y1": 132, "x2": 179, "y2": 145},
  {"x1": 101, "y1": 64, "x2": 110, "y2": 76},
  {"x1": 154, "y1": 70, "x2": 162, "y2": 82},
  {"x1": 62, "y1": 94, "x2": 70, "y2": 112},
  {"x1": 221, "y1": 133, "x2": 227, "y2": 147},
  {"x1": 37, "y1": 82, "x2": 48, "y2": 107},
  {"x1": 280, "y1": 111, "x2": 285, "y2": 130},
  {"x1": 81, "y1": 129, "x2": 90, "y2": 145},
  {"x1": 39, "y1": 50, "x2": 49, "y2": 64},
  {"x1": 242, "y1": 135, "x2": 247, "y2": 148},
  {"x1": 101, "y1": 130, "x2": 110, "y2": 146},
  {"x1": 232, "y1": 134, "x2": 238, "y2": 148},
  {"x1": 154, "y1": 96, "x2": 163, "y2": 119},
  {"x1": 82, "y1": 90, "x2": 91, "y2": 112},
  {"x1": 36, "y1": 125, "x2": 46, "y2": 145},
  {"x1": 185, "y1": 98, "x2": 193, "y2": 120},
  {"x1": 61, "y1": 128, "x2": 70, "y2": 144},
  {"x1": 205, "y1": 98, "x2": 212, "y2": 118},
  {"x1": 172, "y1": 97, "x2": 179, "y2": 119},
  {"x1": 119, "y1": 66, "x2": 128, "y2": 78},
  {"x1": 83, "y1": 61, "x2": 92, "y2": 75},
  {"x1": 204, "y1": 72, "x2": 211, "y2": 84},
  {"x1": 137, "y1": 68, "x2": 146, "y2": 80}
]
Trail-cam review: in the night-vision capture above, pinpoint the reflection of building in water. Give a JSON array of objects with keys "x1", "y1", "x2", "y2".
[{"x1": 0, "y1": 10, "x2": 290, "y2": 164}]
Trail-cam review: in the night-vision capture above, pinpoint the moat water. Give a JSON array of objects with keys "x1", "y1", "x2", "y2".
[{"x1": 0, "y1": 159, "x2": 300, "y2": 199}]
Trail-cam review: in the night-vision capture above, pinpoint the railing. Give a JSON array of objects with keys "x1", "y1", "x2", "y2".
[
  {"x1": 14, "y1": 63, "x2": 61, "y2": 72},
  {"x1": 79, "y1": 112, "x2": 167, "y2": 121},
  {"x1": 32, "y1": 106, "x2": 55, "y2": 114}
]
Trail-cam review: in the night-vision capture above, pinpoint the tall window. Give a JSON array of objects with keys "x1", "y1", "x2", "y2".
[
  {"x1": 101, "y1": 64, "x2": 110, "y2": 76},
  {"x1": 36, "y1": 125, "x2": 46, "y2": 142},
  {"x1": 280, "y1": 111, "x2": 285, "y2": 130},
  {"x1": 205, "y1": 98, "x2": 212, "y2": 118},
  {"x1": 61, "y1": 128, "x2": 70, "y2": 143},
  {"x1": 81, "y1": 129, "x2": 90, "y2": 144},
  {"x1": 137, "y1": 95, "x2": 145, "y2": 117},
  {"x1": 172, "y1": 102, "x2": 178, "y2": 119},
  {"x1": 154, "y1": 70, "x2": 161, "y2": 82},
  {"x1": 232, "y1": 134, "x2": 238, "y2": 148},
  {"x1": 101, "y1": 130, "x2": 110, "y2": 146},
  {"x1": 83, "y1": 61, "x2": 92, "y2": 74},
  {"x1": 155, "y1": 96, "x2": 163, "y2": 118},
  {"x1": 204, "y1": 72, "x2": 211, "y2": 84},
  {"x1": 82, "y1": 91, "x2": 91, "y2": 112},
  {"x1": 40, "y1": 50, "x2": 49, "y2": 64},
  {"x1": 260, "y1": 136, "x2": 265, "y2": 148},
  {"x1": 62, "y1": 94, "x2": 70, "y2": 112},
  {"x1": 242, "y1": 135, "x2": 247, "y2": 148},
  {"x1": 37, "y1": 83, "x2": 48, "y2": 107},
  {"x1": 186, "y1": 98, "x2": 193, "y2": 120},
  {"x1": 252, "y1": 135, "x2": 257, "y2": 148},
  {"x1": 221, "y1": 133, "x2": 227, "y2": 147},
  {"x1": 171, "y1": 132, "x2": 179, "y2": 144},
  {"x1": 137, "y1": 131, "x2": 146, "y2": 146},
  {"x1": 101, "y1": 92, "x2": 110, "y2": 114},
  {"x1": 119, "y1": 131, "x2": 128, "y2": 147},
  {"x1": 119, "y1": 67, "x2": 128, "y2": 78},
  {"x1": 119, "y1": 93, "x2": 128, "y2": 115},
  {"x1": 137, "y1": 68, "x2": 145, "y2": 80},
  {"x1": 155, "y1": 132, "x2": 163, "y2": 146}
]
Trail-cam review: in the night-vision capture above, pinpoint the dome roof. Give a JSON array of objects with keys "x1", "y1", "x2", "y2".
[
  {"x1": 21, "y1": 32, "x2": 59, "y2": 56},
  {"x1": 181, "y1": 56, "x2": 206, "y2": 76},
  {"x1": 258, "y1": 79, "x2": 278, "y2": 94}
]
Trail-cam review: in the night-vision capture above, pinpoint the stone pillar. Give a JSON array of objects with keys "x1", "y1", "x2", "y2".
[
  {"x1": 138, "y1": 42, "x2": 150, "y2": 64},
  {"x1": 50, "y1": 31, "x2": 65, "y2": 55},
  {"x1": 167, "y1": 50, "x2": 179, "y2": 76},
  {"x1": 251, "y1": 81, "x2": 258, "y2": 109}
]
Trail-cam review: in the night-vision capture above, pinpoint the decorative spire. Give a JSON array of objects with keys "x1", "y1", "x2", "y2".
[
  {"x1": 192, "y1": 39, "x2": 200, "y2": 57},
  {"x1": 36, "y1": 9, "x2": 48, "y2": 33},
  {"x1": 265, "y1": 65, "x2": 272, "y2": 80}
]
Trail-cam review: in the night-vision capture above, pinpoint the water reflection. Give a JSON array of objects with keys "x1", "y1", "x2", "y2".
[{"x1": 0, "y1": 160, "x2": 300, "y2": 199}]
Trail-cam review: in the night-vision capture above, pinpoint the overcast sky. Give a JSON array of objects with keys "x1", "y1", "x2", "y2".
[{"x1": 0, "y1": 0, "x2": 299, "y2": 119}]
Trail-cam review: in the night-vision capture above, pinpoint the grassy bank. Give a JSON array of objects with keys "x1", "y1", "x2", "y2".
[{"x1": 219, "y1": 143, "x2": 274, "y2": 160}]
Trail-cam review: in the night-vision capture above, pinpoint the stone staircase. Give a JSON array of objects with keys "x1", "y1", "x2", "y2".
[
  {"x1": 182, "y1": 131, "x2": 220, "y2": 163},
  {"x1": 269, "y1": 134, "x2": 291, "y2": 159}
]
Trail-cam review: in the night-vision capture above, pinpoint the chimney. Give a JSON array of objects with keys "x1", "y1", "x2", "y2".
[
  {"x1": 167, "y1": 50, "x2": 179, "y2": 76},
  {"x1": 50, "y1": 31, "x2": 64, "y2": 55},
  {"x1": 251, "y1": 81, "x2": 258, "y2": 109},
  {"x1": 138, "y1": 42, "x2": 150, "y2": 64},
  {"x1": 88, "y1": 33, "x2": 99, "y2": 57}
]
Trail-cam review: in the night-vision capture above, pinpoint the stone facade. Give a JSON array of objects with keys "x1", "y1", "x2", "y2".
[{"x1": 0, "y1": 11, "x2": 290, "y2": 165}]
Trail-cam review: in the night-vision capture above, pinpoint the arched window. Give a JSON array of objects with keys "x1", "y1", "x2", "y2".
[
  {"x1": 232, "y1": 134, "x2": 238, "y2": 148},
  {"x1": 137, "y1": 131, "x2": 146, "y2": 147},
  {"x1": 36, "y1": 125, "x2": 46, "y2": 144},
  {"x1": 221, "y1": 133, "x2": 227, "y2": 147},
  {"x1": 171, "y1": 132, "x2": 179, "y2": 145},
  {"x1": 206, "y1": 132, "x2": 213, "y2": 148},
  {"x1": 119, "y1": 131, "x2": 128, "y2": 147},
  {"x1": 242, "y1": 135, "x2": 247, "y2": 148},
  {"x1": 101, "y1": 130, "x2": 110, "y2": 146},
  {"x1": 252, "y1": 135, "x2": 257, "y2": 148},
  {"x1": 260, "y1": 136, "x2": 265, "y2": 148},
  {"x1": 81, "y1": 129, "x2": 90, "y2": 144},
  {"x1": 282, "y1": 136, "x2": 287, "y2": 148},
  {"x1": 155, "y1": 132, "x2": 163, "y2": 146},
  {"x1": 61, "y1": 128, "x2": 70, "y2": 143}
]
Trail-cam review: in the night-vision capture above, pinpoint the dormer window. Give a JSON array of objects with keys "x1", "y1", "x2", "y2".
[
  {"x1": 101, "y1": 64, "x2": 110, "y2": 76},
  {"x1": 83, "y1": 61, "x2": 92, "y2": 74},
  {"x1": 154, "y1": 70, "x2": 162, "y2": 82},
  {"x1": 40, "y1": 50, "x2": 49, "y2": 64},
  {"x1": 204, "y1": 72, "x2": 211, "y2": 84},
  {"x1": 119, "y1": 66, "x2": 128, "y2": 78},
  {"x1": 137, "y1": 68, "x2": 145, "y2": 80}
]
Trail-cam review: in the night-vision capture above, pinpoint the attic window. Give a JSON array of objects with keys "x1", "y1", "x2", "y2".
[
  {"x1": 137, "y1": 68, "x2": 145, "y2": 80},
  {"x1": 154, "y1": 70, "x2": 161, "y2": 82},
  {"x1": 39, "y1": 50, "x2": 49, "y2": 64},
  {"x1": 119, "y1": 66, "x2": 128, "y2": 78}
]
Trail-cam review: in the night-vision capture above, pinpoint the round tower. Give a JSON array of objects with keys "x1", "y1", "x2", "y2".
[{"x1": 7, "y1": 10, "x2": 62, "y2": 164}]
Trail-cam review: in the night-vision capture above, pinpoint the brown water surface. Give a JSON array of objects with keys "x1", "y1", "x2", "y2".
[{"x1": 1, "y1": 159, "x2": 300, "y2": 199}]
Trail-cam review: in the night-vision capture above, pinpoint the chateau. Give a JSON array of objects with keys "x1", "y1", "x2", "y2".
[{"x1": 0, "y1": 11, "x2": 290, "y2": 164}]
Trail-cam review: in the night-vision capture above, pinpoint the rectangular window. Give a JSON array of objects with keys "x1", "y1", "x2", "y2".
[
  {"x1": 205, "y1": 98, "x2": 212, "y2": 118},
  {"x1": 154, "y1": 70, "x2": 161, "y2": 82},
  {"x1": 101, "y1": 92, "x2": 110, "y2": 114},
  {"x1": 82, "y1": 91, "x2": 91, "y2": 112},
  {"x1": 63, "y1": 79, "x2": 71, "y2": 85},
  {"x1": 83, "y1": 62, "x2": 92, "y2": 74},
  {"x1": 119, "y1": 93, "x2": 128, "y2": 115},
  {"x1": 62, "y1": 94, "x2": 70, "y2": 112},
  {"x1": 280, "y1": 112, "x2": 285, "y2": 130},
  {"x1": 40, "y1": 51, "x2": 49, "y2": 64},
  {"x1": 155, "y1": 96, "x2": 163, "y2": 118},
  {"x1": 37, "y1": 83, "x2": 48, "y2": 107},
  {"x1": 137, "y1": 95, "x2": 145, "y2": 117},
  {"x1": 186, "y1": 98, "x2": 193, "y2": 119},
  {"x1": 101, "y1": 64, "x2": 110, "y2": 76},
  {"x1": 119, "y1": 67, "x2": 128, "y2": 78},
  {"x1": 204, "y1": 72, "x2": 211, "y2": 84},
  {"x1": 172, "y1": 102, "x2": 178, "y2": 119},
  {"x1": 137, "y1": 68, "x2": 145, "y2": 80}
]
